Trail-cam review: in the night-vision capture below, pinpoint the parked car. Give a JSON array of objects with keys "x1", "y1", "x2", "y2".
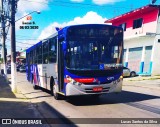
[
  {"x1": 123, "y1": 67, "x2": 137, "y2": 77},
  {"x1": 7, "y1": 67, "x2": 11, "y2": 74},
  {"x1": 16, "y1": 65, "x2": 22, "y2": 71},
  {"x1": 19, "y1": 66, "x2": 26, "y2": 72}
]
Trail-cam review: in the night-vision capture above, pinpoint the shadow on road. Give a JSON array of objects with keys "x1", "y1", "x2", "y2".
[
  {"x1": 36, "y1": 101, "x2": 78, "y2": 126},
  {"x1": 0, "y1": 76, "x2": 77, "y2": 126},
  {"x1": 66, "y1": 90, "x2": 160, "y2": 106},
  {"x1": 0, "y1": 76, "x2": 14, "y2": 98}
]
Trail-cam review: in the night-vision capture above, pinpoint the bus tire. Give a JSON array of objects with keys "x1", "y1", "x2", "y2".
[
  {"x1": 50, "y1": 77, "x2": 60, "y2": 100},
  {"x1": 53, "y1": 84, "x2": 60, "y2": 100},
  {"x1": 50, "y1": 77, "x2": 54, "y2": 96},
  {"x1": 33, "y1": 84, "x2": 38, "y2": 90}
]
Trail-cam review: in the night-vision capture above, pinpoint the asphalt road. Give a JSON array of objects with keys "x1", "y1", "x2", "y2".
[{"x1": 11, "y1": 73, "x2": 160, "y2": 127}]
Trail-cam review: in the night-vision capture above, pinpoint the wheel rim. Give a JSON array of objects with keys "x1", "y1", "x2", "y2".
[
  {"x1": 131, "y1": 72, "x2": 135, "y2": 77},
  {"x1": 53, "y1": 85, "x2": 56, "y2": 97}
]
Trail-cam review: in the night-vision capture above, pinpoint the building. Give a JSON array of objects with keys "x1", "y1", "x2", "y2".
[
  {"x1": 0, "y1": 43, "x2": 2, "y2": 63},
  {"x1": 7, "y1": 50, "x2": 26, "y2": 64},
  {"x1": 105, "y1": 4, "x2": 160, "y2": 75}
]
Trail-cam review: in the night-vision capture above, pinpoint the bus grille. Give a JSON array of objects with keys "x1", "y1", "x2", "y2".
[{"x1": 84, "y1": 81, "x2": 112, "y2": 85}]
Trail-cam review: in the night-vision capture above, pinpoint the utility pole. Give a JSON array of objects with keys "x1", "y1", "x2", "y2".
[
  {"x1": 1, "y1": 0, "x2": 7, "y2": 76},
  {"x1": 10, "y1": 0, "x2": 17, "y2": 92}
]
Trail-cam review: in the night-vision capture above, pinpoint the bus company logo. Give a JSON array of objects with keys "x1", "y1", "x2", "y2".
[
  {"x1": 2, "y1": 119, "x2": 11, "y2": 124},
  {"x1": 93, "y1": 78, "x2": 98, "y2": 83},
  {"x1": 107, "y1": 77, "x2": 114, "y2": 81}
]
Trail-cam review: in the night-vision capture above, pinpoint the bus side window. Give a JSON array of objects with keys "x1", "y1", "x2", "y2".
[
  {"x1": 33, "y1": 48, "x2": 37, "y2": 64},
  {"x1": 43, "y1": 41, "x2": 49, "y2": 64},
  {"x1": 30, "y1": 51, "x2": 33, "y2": 64},
  {"x1": 49, "y1": 37, "x2": 57, "y2": 63},
  {"x1": 37, "y1": 45, "x2": 42, "y2": 64}
]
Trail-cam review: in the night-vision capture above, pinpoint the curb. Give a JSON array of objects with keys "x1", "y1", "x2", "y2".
[{"x1": 124, "y1": 76, "x2": 160, "y2": 81}]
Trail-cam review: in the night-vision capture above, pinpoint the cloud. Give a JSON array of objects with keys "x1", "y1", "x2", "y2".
[
  {"x1": 38, "y1": 11, "x2": 108, "y2": 40},
  {"x1": 92, "y1": 0, "x2": 125, "y2": 5},
  {"x1": 17, "y1": 0, "x2": 49, "y2": 14},
  {"x1": 70, "y1": 0, "x2": 84, "y2": 2}
]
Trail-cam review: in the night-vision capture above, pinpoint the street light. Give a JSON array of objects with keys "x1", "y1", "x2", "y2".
[
  {"x1": 15, "y1": 11, "x2": 41, "y2": 22},
  {"x1": 11, "y1": 10, "x2": 41, "y2": 93}
]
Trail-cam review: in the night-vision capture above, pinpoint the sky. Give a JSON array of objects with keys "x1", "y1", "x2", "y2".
[{"x1": 4, "y1": 0, "x2": 160, "y2": 53}]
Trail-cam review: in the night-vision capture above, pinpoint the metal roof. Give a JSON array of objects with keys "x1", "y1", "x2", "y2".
[{"x1": 105, "y1": 4, "x2": 160, "y2": 23}]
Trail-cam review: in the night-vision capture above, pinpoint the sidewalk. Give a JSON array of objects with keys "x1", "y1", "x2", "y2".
[
  {"x1": 0, "y1": 75, "x2": 50, "y2": 127},
  {"x1": 124, "y1": 75, "x2": 160, "y2": 81}
]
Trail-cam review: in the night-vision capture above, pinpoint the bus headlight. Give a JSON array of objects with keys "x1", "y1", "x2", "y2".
[{"x1": 65, "y1": 75, "x2": 82, "y2": 86}]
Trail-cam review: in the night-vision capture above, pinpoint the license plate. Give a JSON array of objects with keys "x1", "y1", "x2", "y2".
[{"x1": 93, "y1": 87, "x2": 103, "y2": 92}]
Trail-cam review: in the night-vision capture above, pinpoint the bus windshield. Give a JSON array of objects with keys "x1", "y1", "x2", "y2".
[{"x1": 65, "y1": 26, "x2": 123, "y2": 70}]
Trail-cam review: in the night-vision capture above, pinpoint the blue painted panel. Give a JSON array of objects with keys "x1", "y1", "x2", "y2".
[
  {"x1": 124, "y1": 62, "x2": 128, "y2": 67},
  {"x1": 139, "y1": 62, "x2": 144, "y2": 74},
  {"x1": 149, "y1": 61, "x2": 153, "y2": 74}
]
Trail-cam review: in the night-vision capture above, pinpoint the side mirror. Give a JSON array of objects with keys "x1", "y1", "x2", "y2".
[{"x1": 62, "y1": 41, "x2": 67, "y2": 50}]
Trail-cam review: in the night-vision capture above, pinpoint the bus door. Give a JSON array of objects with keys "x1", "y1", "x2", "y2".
[{"x1": 58, "y1": 39, "x2": 64, "y2": 92}]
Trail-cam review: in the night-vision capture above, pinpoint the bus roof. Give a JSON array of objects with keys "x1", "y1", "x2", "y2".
[
  {"x1": 26, "y1": 24, "x2": 122, "y2": 53},
  {"x1": 61, "y1": 24, "x2": 122, "y2": 30}
]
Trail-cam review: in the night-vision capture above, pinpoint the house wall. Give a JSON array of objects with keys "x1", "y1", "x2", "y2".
[
  {"x1": 109, "y1": 7, "x2": 160, "y2": 75},
  {"x1": 152, "y1": 14, "x2": 160, "y2": 75},
  {"x1": 124, "y1": 37, "x2": 154, "y2": 74},
  {"x1": 112, "y1": 9, "x2": 159, "y2": 39}
]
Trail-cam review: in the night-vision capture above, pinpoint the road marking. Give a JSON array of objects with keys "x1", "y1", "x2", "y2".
[{"x1": 127, "y1": 102, "x2": 160, "y2": 115}]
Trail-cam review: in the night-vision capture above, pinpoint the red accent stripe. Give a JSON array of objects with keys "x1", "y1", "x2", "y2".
[{"x1": 74, "y1": 78, "x2": 94, "y2": 83}]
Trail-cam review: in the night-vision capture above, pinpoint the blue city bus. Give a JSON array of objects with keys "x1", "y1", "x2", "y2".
[{"x1": 26, "y1": 24, "x2": 123, "y2": 100}]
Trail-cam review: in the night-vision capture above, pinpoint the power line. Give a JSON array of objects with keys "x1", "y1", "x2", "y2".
[
  {"x1": 6, "y1": 38, "x2": 35, "y2": 45},
  {"x1": 6, "y1": 34, "x2": 39, "y2": 40},
  {"x1": 7, "y1": 34, "x2": 37, "y2": 38},
  {"x1": 21, "y1": 0, "x2": 132, "y2": 9}
]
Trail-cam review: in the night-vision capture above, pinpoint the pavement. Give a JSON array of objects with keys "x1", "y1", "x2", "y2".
[
  {"x1": 0, "y1": 75, "x2": 50, "y2": 127},
  {"x1": 124, "y1": 75, "x2": 160, "y2": 81},
  {"x1": 0, "y1": 74, "x2": 160, "y2": 127},
  {"x1": 0, "y1": 74, "x2": 77, "y2": 127}
]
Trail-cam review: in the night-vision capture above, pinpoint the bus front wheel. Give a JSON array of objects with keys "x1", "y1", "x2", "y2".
[
  {"x1": 50, "y1": 77, "x2": 60, "y2": 100},
  {"x1": 53, "y1": 85, "x2": 60, "y2": 100},
  {"x1": 33, "y1": 84, "x2": 38, "y2": 90}
]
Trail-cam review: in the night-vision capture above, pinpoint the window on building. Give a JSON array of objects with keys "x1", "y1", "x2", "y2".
[
  {"x1": 133, "y1": 18, "x2": 143, "y2": 29},
  {"x1": 119, "y1": 23, "x2": 126, "y2": 31}
]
